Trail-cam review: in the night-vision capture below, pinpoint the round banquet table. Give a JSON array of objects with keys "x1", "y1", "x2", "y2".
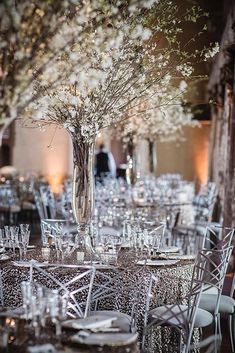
[{"x1": 0, "y1": 249, "x2": 194, "y2": 353}]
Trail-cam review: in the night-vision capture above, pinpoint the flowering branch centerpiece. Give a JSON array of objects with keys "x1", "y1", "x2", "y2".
[
  {"x1": 0, "y1": 0, "x2": 151, "y2": 144},
  {"x1": 115, "y1": 81, "x2": 198, "y2": 176},
  {"x1": 117, "y1": 81, "x2": 198, "y2": 143},
  {"x1": 25, "y1": 1, "x2": 219, "y2": 227}
]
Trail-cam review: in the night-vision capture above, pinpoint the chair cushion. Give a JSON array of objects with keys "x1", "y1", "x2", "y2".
[
  {"x1": 89, "y1": 310, "x2": 136, "y2": 333},
  {"x1": 149, "y1": 304, "x2": 213, "y2": 328},
  {"x1": 202, "y1": 285, "x2": 218, "y2": 295},
  {"x1": 199, "y1": 294, "x2": 235, "y2": 315}
]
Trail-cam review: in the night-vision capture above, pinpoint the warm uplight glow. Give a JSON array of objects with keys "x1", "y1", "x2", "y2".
[
  {"x1": 192, "y1": 121, "x2": 210, "y2": 187},
  {"x1": 5, "y1": 318, "x2": 16, "y2": 327},
  {"x1": 47, "y1": 174, "x2": 64, "y2": 193}
]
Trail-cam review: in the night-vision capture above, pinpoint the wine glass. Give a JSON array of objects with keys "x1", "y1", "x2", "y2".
[
  {"x1": 19, "y1": 224, "x2": 30, "y2": 235},
  {"x1": 21, "y1": 281, "x2": 34, "y2": 320},
  {"x1": 4, "y1": 226, "x2": 11, "y2": 249},
  {"x1": 48, "y1": 290, "x2": 67, "y2": 337},
  {"x1": 30, "y1": 295, "x2": 41, "y2": 338},
  {"x1": 21, "y1": 230, "x2": 30, "y2": 259}
]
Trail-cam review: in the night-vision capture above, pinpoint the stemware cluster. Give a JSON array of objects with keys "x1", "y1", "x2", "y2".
[
  {"x1": 21, "y1": 281, "x2": 67, "y2": 338},
  {"x1": 41, "y1": 220, "x2": 84, "y2": 263},
  {"x1": 90, "y1": 220, "x2": 165, "y2": 264},
  {"x1": 0, "y1": 224, "x2": 30, "y2": 259},
  {"x1": 122, "y1": 221, "x2": 165, "y2": 256}
]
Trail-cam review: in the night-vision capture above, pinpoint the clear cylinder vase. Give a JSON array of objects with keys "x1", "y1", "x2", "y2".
[
  {"x1": 126, "y1": 137, "x2": 136, "y2": 185},
  {"x1": 69, "y1": 130, "x2": 96, "y2": 254},
  {"x1": 148, "y1": 140, "x2": 157, "y2": 174}
]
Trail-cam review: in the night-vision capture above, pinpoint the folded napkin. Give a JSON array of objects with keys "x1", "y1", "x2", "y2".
[{"x1": 27, "y1": 344, "x2": 56, "y2": 353}]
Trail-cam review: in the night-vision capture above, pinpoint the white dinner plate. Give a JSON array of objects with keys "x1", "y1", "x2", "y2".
[
  {"x1": 4, "y1": 245, "x2": 35, "y2": 250},
  {"x1": 12, "y1": 260, "x2": 48, "y2": 267},
  {"x1": 158, "y1": 246, "x2": 180, "y2": 253},
  {"x1": 27, "y1": 245, "x2": 36, "y2": 249},
  {"x1": 0, "y1": 254, "x2": 10, "y2": 261},
  {"x1": 63, "y1": 315, "x2": 117, "y2": 330},
  {"x1": 137, "y1": 259, "x2": 180, "y2": 266},
  {"x1": 160, "y1": 254, "x2": 196, "y2": 260},
  {"x1": 70, "y1": 332, "x2": 138, "y2": 346}
]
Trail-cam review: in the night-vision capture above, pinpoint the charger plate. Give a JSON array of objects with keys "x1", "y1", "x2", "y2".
[
  {"x1": 70, "y1": 332, "x2": 138, "y2": 346},
  {"x1": 63, "y1": 315, "x2": 117, "y2": 330},
  {"x1": 158, "y1": 246, "x2": 180, "y2": 253},
  {"x1": 160, "y1": 254, "x2": 196, "y2": 260},
  {"x1": 137, "y1": 259, "x2": 180, "y2": 266}
]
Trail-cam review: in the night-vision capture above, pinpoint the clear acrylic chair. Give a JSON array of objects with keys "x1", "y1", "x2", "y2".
[
  {"x1": 28, "y1": 262, "x2": 96, "y2": 319},
  {"x1": 34, "y1": 185, "x2": 57, "y2": 220},
  {"x1": 142, "y1": 247, "x2": 232, "y2": 353},
  {"x1": 193, "y1": 182, "x2": 217, "y2": 222}
]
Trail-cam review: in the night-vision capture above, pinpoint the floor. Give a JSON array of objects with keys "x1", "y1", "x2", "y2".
[{"x1": 203, "y1": 318, "x2": 233, "y2": 353}]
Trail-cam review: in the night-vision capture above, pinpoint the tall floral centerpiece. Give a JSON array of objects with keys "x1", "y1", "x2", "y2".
[
  {"x1": 115, "y1": 78, "x2": 214, "y2": 176},
  {"x1": 0, "y1": 0, "x2": 152, "y2": 145},
  {"x1": 26, "y1": 1, "x2": 218, "y2": 228}
]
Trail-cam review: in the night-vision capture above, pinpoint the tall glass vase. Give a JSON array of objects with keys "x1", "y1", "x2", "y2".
[
  {"x1": 126, "y1": 136, "x2": 136, "y2": 185},
  {"x1": 69, "y1": 130, "x2": 95, "y2": 253},
  {"x1": 148, "y1": 140, "x2": 157, "y2": 175}
]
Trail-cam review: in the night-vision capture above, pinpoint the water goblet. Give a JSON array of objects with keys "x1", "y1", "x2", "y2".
[
  {"x1": 30, "y1": 295, "x2": 41, "y2": 339},
  {"x1": 37, "y1": 286, "x2": 48, "y2": 330},
  {"x1": 21, "y1": 281, "x2": 34, "y2": 320},
  {"x1": 18, "y1": 236, "x2": 24, "y2": 261},
  {"x1": 20, "y1": 224, "x2": 30, "y2": 235},
  {"x1": 48, "y1": 290, "x2": 67, "y2": 338},
  {"x1": 0, "y1": 229, "x2": 5, "y2": 250},
  {"x1": 0, "y1": 325, "x2": 9, "y2": 350},
  {"x1": 4, "y1": 226, "x2": 11, "y2": 249}
]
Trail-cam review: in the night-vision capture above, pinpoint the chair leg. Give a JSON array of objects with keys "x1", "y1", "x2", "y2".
[
  {"x1": 217, "y1": 313, "x2": 222, "y2": 341},
  {"x1": 214, "y1": 315, "x2": 219, "y2": 353},
  {"x1": 233, "y1": 313, "x2": 235, "y2": 353},
  {"x1": 229, "y1": 314, "x2": 235, "y2": 352}
]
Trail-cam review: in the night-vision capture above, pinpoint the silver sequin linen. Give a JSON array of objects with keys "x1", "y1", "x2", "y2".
[{"x1": 0, "y1": 260, "x2": 194, "y2": 353}]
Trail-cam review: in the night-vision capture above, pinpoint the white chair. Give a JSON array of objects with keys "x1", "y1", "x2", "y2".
[
  {"x1": 199, "y1": 275, "x2": 235, "y2": 352},
  {"x1": 34, "y1": 185, "x2": 57, "y2": 220},
  {"x1": 88, "y1": 266, "x2": 148, "y2": 333},
  {"x1": 142, "y1": 247, "x2": 232, "y2": 353},
  {"x1": 199, "y1": 225, "x2": 235, "y2": 352},
  {"x1": 28, "y1": 263, "x2": 96, "y2": 319}
]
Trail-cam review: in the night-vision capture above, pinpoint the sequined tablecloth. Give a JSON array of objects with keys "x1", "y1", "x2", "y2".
[
  {"x1": 7, "y1": 344, "x2": 140, "y2": 353},
  {"x1": 0, "y1": 250, "x2": 194, "y2": 353}
]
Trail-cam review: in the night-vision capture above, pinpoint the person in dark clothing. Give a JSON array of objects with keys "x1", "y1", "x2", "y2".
[{"x1": 95, "y1": 144, "x2": 116, "y2": 182}]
